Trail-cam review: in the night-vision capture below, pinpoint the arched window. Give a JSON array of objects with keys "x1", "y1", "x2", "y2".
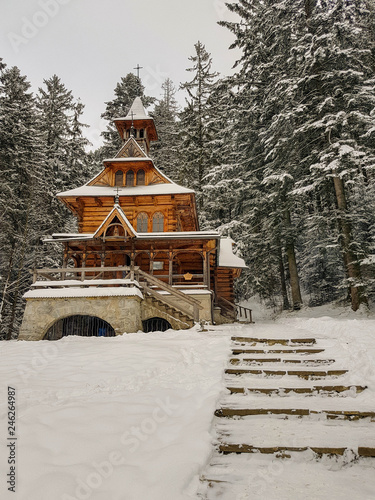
[
  {"x1": 139, "y1": 128, "x2": 144, "y2": 138},
  {"x1": 137, "y1": 169, "x2": 145, "y2": 186},
  {"x1": 126, "y1": 170, "x2": 134, "y2": 186},
  {"x1": 137, "y1": 212, "x2": 148, "y2": 232},
  {"x1": 115, "y1": 170, "x2": 123, "y2": 186},
  {"x1": 152, "y1": 212, "x2": 164, "y2": 232}
]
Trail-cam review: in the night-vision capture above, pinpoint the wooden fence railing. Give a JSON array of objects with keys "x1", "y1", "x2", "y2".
[
  {"x1": 217, "y1": 296, "x2": 253, "y2": 323},
  {"x1": 30, "y1": 265, "x2": 203, "y2": 322}
]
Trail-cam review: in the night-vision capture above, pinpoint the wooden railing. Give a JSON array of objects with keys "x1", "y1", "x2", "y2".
[
  {"x1": 217, "y1": 296, "x2": 253, "y2": 323},
  {"x1": 30, "y1": 266, "x2": 203, "y2": 323},
  {"x1": 30, "y1": 266, "x2": 138, "y2": 283},
  {"x1": 137, "y1": 269, "x2": 203, "y2": 322}
]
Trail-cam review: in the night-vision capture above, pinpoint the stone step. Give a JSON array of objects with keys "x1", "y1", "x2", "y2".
[
  {"x1": 215, "y1": 408, "x2": 375, "y2": 420},
  {"x1": 226, "y1": 385, "x2": 366, "y2": 395},
  {"x1": 232, "y1": 337, "x2": 316, "y2": 345},
  {"x1": 230, "y1": 357, "x2": 335, "y2": 365},
  {"x1": 216, "y1": 416, "x2": 375, "y2": 456},
  {"x1": 147, "y1": 296, "x2": 193, "y2": 326},
  {"x1": 219, "y1": 444, "x2": 375, "y2": 456},
  {"x1": 232, "y1": 348, "x2": 325, "y2": 355},
  {"x1": 225, "y1": 368, "x2": 347, "y2": 378}
]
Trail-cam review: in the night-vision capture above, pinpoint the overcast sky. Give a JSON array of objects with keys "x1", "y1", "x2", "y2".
[{"x1": 1, "y1": 0, "x2": 240, "y2": 149}]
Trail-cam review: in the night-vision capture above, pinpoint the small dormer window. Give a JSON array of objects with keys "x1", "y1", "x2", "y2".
[
  {"x1": 115, "y1": 170, "x2": 123, "y2": 186},
  {"x1": 139, "y1": 128, "x2": 144, "y2": 138},
  {"x1": 137, "y1": 169, "x2": 145, "y2": 186},
  {"x1": 126, "y1": 170, "x2": 134, "y2": 186}
]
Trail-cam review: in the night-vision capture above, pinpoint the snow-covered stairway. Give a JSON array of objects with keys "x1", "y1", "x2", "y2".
[{"x1": 198, "y1": 323, "x2": 375, "y2": 499}]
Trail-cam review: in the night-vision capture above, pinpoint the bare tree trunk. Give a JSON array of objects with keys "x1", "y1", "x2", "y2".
[
  {"x1": 284, "y1": 210, "x2": 302, "y2": 310},
  {"x1": 277, "y1": 241, "x2": 290, "y2": 310},
  {"x1": 332, "y1": 175, "x2": 367, "y2": 311}
]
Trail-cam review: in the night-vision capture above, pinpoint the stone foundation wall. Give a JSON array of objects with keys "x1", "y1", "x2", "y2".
[
  {"x1": 19, "y1": 295, "x2": 143, "y2": 341},
  {"x1": 19, "y1": 290, "x2": 214, "y2": 341}
]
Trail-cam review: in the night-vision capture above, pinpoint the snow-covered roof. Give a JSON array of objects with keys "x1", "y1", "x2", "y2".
[
  {"x1": 45, "y1": 234, "x2": 94, "y2": 242},
  {"x1": 45, "y1": 230, "x2": 220, "y2": 243},
  {"x1": 218, "y1": 238, "x2": 247, "y2": 268},
  {"x1": 136, "y1": 230, "x2": 219, "y2": 240},
  {"x1": 114, "y1": 97, "x2": 150, "y2": 121},
  {"x1": 57, "y1": 183, "x2": 194, "y2": 198},
  {"x1": 103, "y1": 157, "x2": 152, "y2": 163},
  {"x1": 24, "y1": 287, "x2": 143, "y2": 300}
]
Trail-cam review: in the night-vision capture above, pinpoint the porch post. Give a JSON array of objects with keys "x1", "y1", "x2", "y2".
[
  {"x1": 203, "y1": 250, "x2": 207, "y2": 286},
  {"x1": 62, "y1": 243, "x2": 68, "y2": 280},
  {"x1": 81, "y1": 243, "x2": 87, "y2": 281},
  {"x1": 169, "y1": 247, "x2": 173, "y2": 286}
]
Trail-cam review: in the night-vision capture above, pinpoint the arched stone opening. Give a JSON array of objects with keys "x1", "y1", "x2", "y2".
[
  {"x1": 142, "y1": 317, "x2": 172, "y2": 333},
  {"x1": 44, "y1": 315, "x2": 116, "y2": 340}
]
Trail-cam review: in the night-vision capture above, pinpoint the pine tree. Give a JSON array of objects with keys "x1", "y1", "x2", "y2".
[
  {"x1": 179, "y1": 42, "x2": 218, "y2": 210},
  {"x1": 221, "y1": 0, "x2": 375, "y2": 310},
  {"x1": 220, "y1": 1, "x2": 304, "y2": 309},
  {"x1": 36, "y1": 75, "x2": 90, "y2": 235},
  {"x1": 0, "y1": 64, "x2": 46, "y2": 338},
  {"x1": 150, "y1": 78, "x2": 180, "y2": 179}
]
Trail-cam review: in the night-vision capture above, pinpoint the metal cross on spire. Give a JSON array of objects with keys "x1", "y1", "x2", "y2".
[
  {"x1": 114, "y1": 186, "x2": 120, "y2": 205},
  {"x1": 134, "y1": 64, "x2": 143, "y2": 79}
]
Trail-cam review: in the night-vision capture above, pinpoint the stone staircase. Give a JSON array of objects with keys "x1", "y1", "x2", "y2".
[
  {"x1": 143, "y1": 294, "x2": 194, "y2": 328},
  {"x1": 137, "y1": 268, "x2": 202, "y2": 329},
  {"x1": 198, "y1": 331, "x2": 375, "y2": 497}
]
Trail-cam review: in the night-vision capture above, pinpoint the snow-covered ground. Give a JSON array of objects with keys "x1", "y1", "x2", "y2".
[
  {"x1": 0, "y1": 304, "x2": 374, "y2": 500},
  {"x1": 0, "y1": 328, "x2": 230, "y2": 500}
]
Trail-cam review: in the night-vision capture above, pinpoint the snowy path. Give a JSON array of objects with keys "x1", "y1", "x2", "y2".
[{"x1": 198, "y1": 316, "x2": 375, "y2": 500}]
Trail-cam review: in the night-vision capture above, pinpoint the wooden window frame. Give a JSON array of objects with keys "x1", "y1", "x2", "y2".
[
  {"x1": 152, "y1": 211, "x2": 164, "y2": 232},
  {"x1": 136, "y1": 212, "x2": 148, "y2": 232},
  {"x1": 115, "y1": 170, "x2": 124, "y2": 187},
  {"x1": 136, "y1": 169, "x2": 145, "y2": 186},
  {"x1": 125, "y1": 169, "x2": 135, "y2": 186}
]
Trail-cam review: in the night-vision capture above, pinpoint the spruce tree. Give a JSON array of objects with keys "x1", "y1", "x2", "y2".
[
  {"x1": 36, "y1": 75, "x2": 90, "y2": 235},
  {"x1": 0, "y1": 64, "x2": 46, "y2": 338},
  {"x1": 179, "y1": 42, "x2": 218, "y2": 210},
  {"x1": 150, "y1": 78, "x2": 180, "y2": 179},
  {"x1": 221, "y1": 0, "x2": 375, "y2": 310}
]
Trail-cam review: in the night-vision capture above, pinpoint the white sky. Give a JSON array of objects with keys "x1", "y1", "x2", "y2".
[{"x1": 1, "y1": 0, "x2": 240, "y2": 149}]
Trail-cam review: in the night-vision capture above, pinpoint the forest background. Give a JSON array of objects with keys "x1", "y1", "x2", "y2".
[{"x1": 1, "y1": 0, "x2": 375, "y2": 339}]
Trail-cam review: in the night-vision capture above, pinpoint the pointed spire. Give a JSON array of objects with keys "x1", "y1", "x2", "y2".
[{"x1": 125, "y1": 97, "x2": 149, "y2": 120}]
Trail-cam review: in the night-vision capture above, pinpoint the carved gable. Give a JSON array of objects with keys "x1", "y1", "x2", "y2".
[{"x1": 116, "y1": 137, "x2": 146, "y2": 159}]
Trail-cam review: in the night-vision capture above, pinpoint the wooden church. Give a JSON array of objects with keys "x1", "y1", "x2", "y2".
[{"x1": 19, "y1": 97, "x2": 248, "y2": 340}]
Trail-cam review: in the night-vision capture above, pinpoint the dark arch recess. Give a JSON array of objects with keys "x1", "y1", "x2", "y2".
[
  {"x1": 44, "y1": 315, "x2": 116, "y2": 340},
  {"x1": 142, "y1": 317, "x2": 172, "y2": 333}
]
